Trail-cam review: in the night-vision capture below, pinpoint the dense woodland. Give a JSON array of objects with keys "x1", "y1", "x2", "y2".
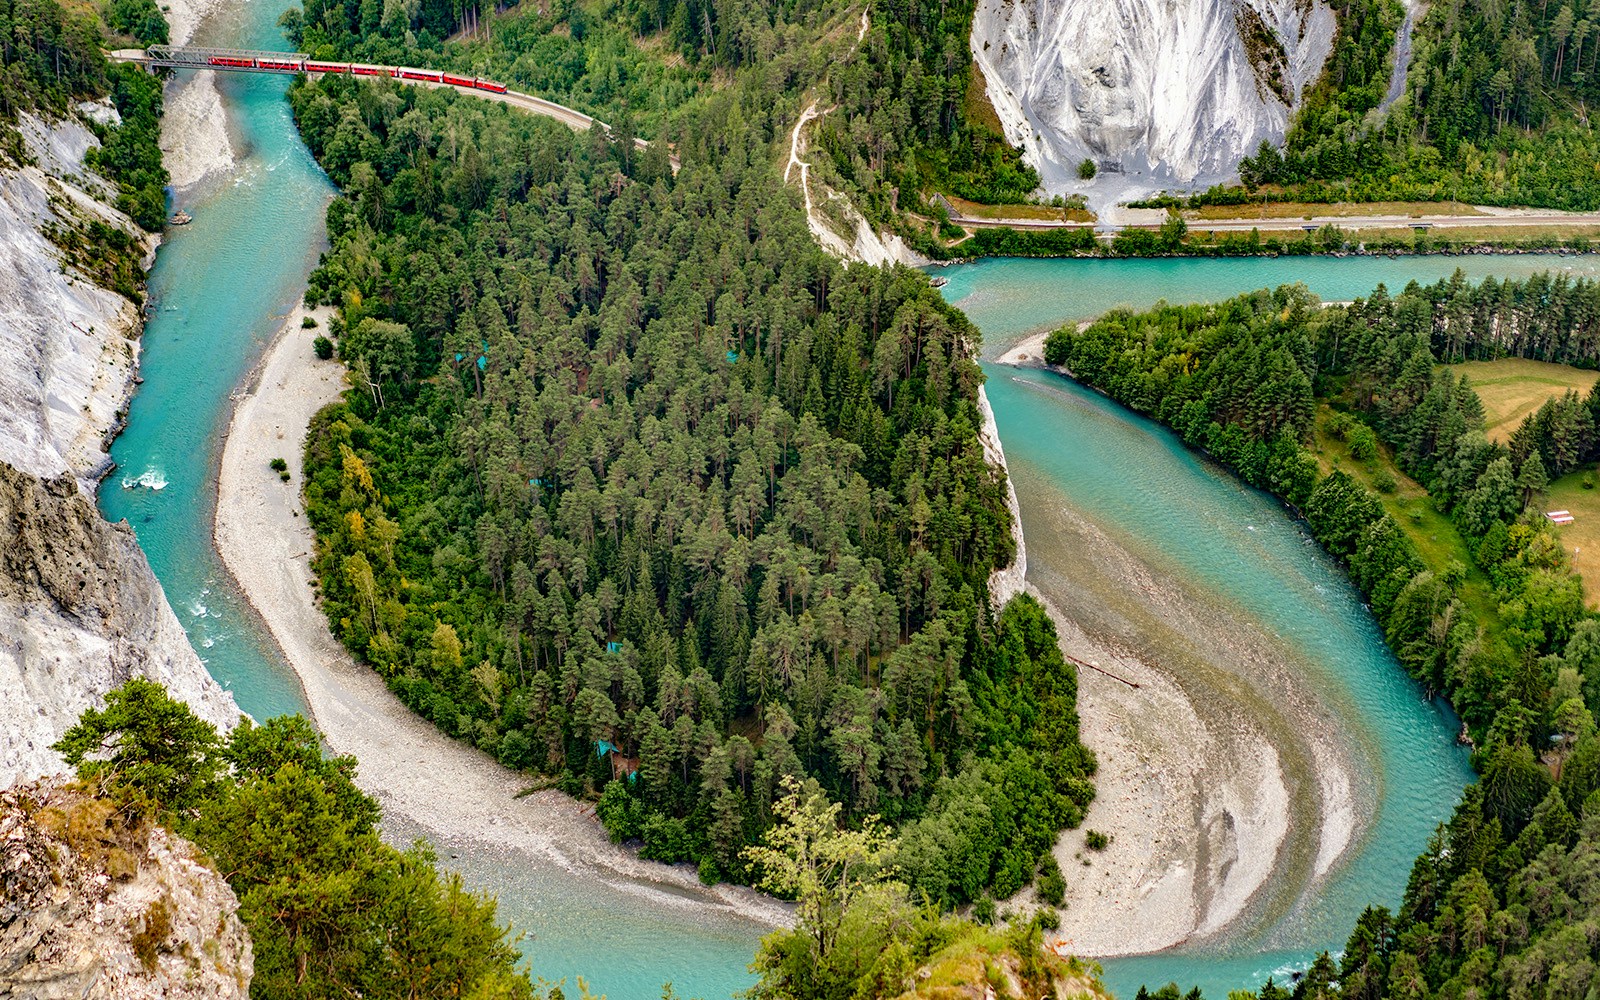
[
  {"x1": 278, "y1": 0, "x2": 1039, "y2": 243},
  {"x1": 1233, "y1": 0, "x2": 1600, "y2": 208},
  {"x1": 1048, "y1": 275, "x2": 1600, "y2": 998},
  {"x1": 290, "y1": 32, "x2": 1095, "y2": 901}
]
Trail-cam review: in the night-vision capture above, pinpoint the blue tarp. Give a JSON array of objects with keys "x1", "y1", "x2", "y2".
[
  {"x1": 726, "y1": 350, "x2": 739, "y2": 363},
  {"x1": 596, "y1": 739, "x2": 618, "y2": 758},
  {"x1": 606, "y1": 641, "x2": 622, "y2": 654}
]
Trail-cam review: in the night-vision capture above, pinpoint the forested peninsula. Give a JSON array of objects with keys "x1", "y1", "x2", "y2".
[
  {"x1": 1046, "y1": 273, "x2": 1600, "y2": 998},
  {"x1": 286, "y1": 0, "x2": 1096, "y2": 920}
]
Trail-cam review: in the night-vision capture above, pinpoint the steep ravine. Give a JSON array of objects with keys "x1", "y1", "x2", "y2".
[
  {"x1": 971, "y1": 0, "x2": 1335, "y2": 200},
  {"x1": 0, "y1": 103, "x2": 239, "y2": 787}
]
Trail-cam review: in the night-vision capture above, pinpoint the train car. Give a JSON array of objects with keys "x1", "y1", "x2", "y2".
[
  {"x1": 441, "y1": 73, "x2": 475, "y2": 88},
  {"x1": 304, "y1": 62, "x2": 350, "y2": 74},
  {"x1": 352, "y1": 64, "x2": 397, "y2": 77},
  {"x1": 473, "y1": 79, "x2": 507, "y2": 94},
  {"x1": 209, "y1": 56, "x2": 257, "y2": 68},
  {"x1": 256, "y1": 58, "x2": 303, "y2": 71},
  {"x1": 400, "y1": 68, "x2": 443, "y2": 82}
]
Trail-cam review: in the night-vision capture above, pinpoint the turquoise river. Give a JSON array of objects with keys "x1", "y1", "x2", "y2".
[{"x1": 97, "y1": 6, "x2": 1600, "y2": 992}]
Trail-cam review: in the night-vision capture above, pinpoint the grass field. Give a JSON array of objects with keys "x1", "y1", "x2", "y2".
[
  {"x1": 1446, "y1": 358, "x2": 1600, "y2": 443},
  {"x1": 1543, "y1": 470, "x2": 1600, "y2": 608},
  {"x1": 1186, "y1": 200, "x2": 1488, "y2": 221},
  {"x1": 942, "y1": 193, "x2": 1096, "y2": 224},
  {"x1": 1311, "y1": 405, "x2": 1500, "y2": 624}
]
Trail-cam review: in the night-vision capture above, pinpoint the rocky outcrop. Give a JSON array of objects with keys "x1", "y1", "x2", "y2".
[
  {"x1": 0, "y1": 778, "x2": 252, "y2": 999},
  {"x1": 972, "y1": 0, "x2": 1336, "y2": 198},
  {"x1": 0, "y1": 464, "x2": 240, "y2": 788},
  {"x1": 0, "y1": 107, "x2": 154, "y2": 492}
]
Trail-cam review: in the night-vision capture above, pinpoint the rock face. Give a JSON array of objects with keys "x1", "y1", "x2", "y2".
[
  {"x1": 0, "y1": 108, "x2": 154, "y2": 491},
  {"x1": 0, "y1": 109, "x2": 240, "y2": 789},
  {"x1": 0, "y1": 778, "x2": 252, "y2": 999},
  {"x1": 0, "y1": 464, "x2": 240, "y2": 788},
  {"x1": 971, "y1": 0, "x2": 1336, "y2": 197}
]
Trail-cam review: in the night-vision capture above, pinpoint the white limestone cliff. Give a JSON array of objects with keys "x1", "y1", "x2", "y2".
[{"x1": 972, "y1": 0, "x2": 1336, "y2": 200}]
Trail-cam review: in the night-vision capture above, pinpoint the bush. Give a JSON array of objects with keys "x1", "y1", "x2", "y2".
[
  {"x1": 1035, "y1": 853, "x2": 1065, "y2": 906},
  {"x1": 313, "y1": 335, "x2": 334, "y2": 360},
  {"x1": 1585, "y1": 472, "x2": 1595, "y2": 490},
  {"x1": 973, "y1": 893, "x2": 997, "y2": 924},
  {"x1": 1077, "y1": 158, "x2": 1097, "y2": 180},
  {"x1": 1348, "y1": 424, "x2": 1378, "y2": 461},
  {"x1": 1372, "y1": 468, "x2": 1397, "y2": 493},
  {"x1": 269, "y1": 457, "x2": 288, "y2": 472},
  {"x1": 302, "y1": 315, "x2": 318, "y2": 328},
  {"x1": 1085, "y1": 830, "x2": 1109, "y2": 851}
]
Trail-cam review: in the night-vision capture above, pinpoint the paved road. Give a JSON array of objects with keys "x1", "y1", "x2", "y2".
[
  {"x1": 944, "y1": 203, "x2": 1600, "y2": 235},
  {"x1": 1183, "y1": 211, "x2": 1600, "y2": 233}
]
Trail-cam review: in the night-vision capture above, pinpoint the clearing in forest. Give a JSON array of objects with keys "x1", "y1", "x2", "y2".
[
  {"x1": 1447, "y1": 358, "x2": 1600, "y2": 443},
  {"x1": 1310, "y1": 404, "x2": 1498, "y2": 624},
  {"x1": 1543, "y1": 471, "x2": 1600, "y2": 609}
]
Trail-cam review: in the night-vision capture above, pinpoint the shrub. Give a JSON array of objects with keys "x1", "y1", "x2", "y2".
[
  {"x1": 1585, "y1": 472, "x2": 1595, "y2": 490},
  {"x1": 313, "y1": 336, "x2": 334, "y2": 360},
  {"x1": 973, "y1": 893, "x2": 997, "y2": 924},
  {"x1": 1348, "y1": 424, "x2": 1378, "y2": 461},
  {"x1": 1085, "y1": 830, "x2": 1109, "y2": 851},
  {"x1": 269, "y1": 457, "x2": 288, "y2": 473},
  {"x1": 1077, "y1": 158, "x2": 1097, "y2": 180},
  {"x1": 1372, "y1": 468, "x2": 1397, "y2": 493},
  {"x1": 1035, "y1": 853, "x2": 1065, "y2": 906},
  {"x1": 130, "y1": 895, "x2": 173, "y2": 971},
  {"x1": 302, "y1": 315, "x2": 318, "y2": 328}
]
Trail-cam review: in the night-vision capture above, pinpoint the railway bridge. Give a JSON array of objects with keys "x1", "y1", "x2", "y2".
[{"x1": 109, "y1": 46, "x2": 675, "y2": 168}]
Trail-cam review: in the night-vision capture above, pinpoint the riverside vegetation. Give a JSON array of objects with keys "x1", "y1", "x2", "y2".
[
  {"x1": 270, "y1": 2, "x2": 1600, "y2": 999},
  {"x1": 47, "y1": 680, "x2": 1089, "y2": 1000},
  {"x1": 1046, "y1": 272, "x2": 1600, "y2": 998}
]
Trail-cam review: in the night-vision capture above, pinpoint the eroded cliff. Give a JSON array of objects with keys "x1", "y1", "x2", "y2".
[
  {"x1": 0, "y1": 464, "x2": 240, "y2": 788},
  {"x1": 972, "y1": 0, "x2": 1335, "y2": 198},
  {"x1": 0, "y1": 107, "x2": 152, "y2": 491},
  {"x1": 0, "y1": 107, "x2": 240, "y2": 789}
]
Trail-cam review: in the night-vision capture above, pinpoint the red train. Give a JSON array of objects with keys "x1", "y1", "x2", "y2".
[{"x1": 203, "y1": 56, "x2": 506, "y2": 94}]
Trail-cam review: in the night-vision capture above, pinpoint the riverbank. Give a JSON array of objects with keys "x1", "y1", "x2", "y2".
[
  {"x1": 159, "y1": 0, "x2": 238, "y2": 192},
  {"x1": 213, "y1": 300, "x2": 791, "y2": 929},
  {"x1": 987, "y1": 349, "x2": 1365, "y2": 960}
]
